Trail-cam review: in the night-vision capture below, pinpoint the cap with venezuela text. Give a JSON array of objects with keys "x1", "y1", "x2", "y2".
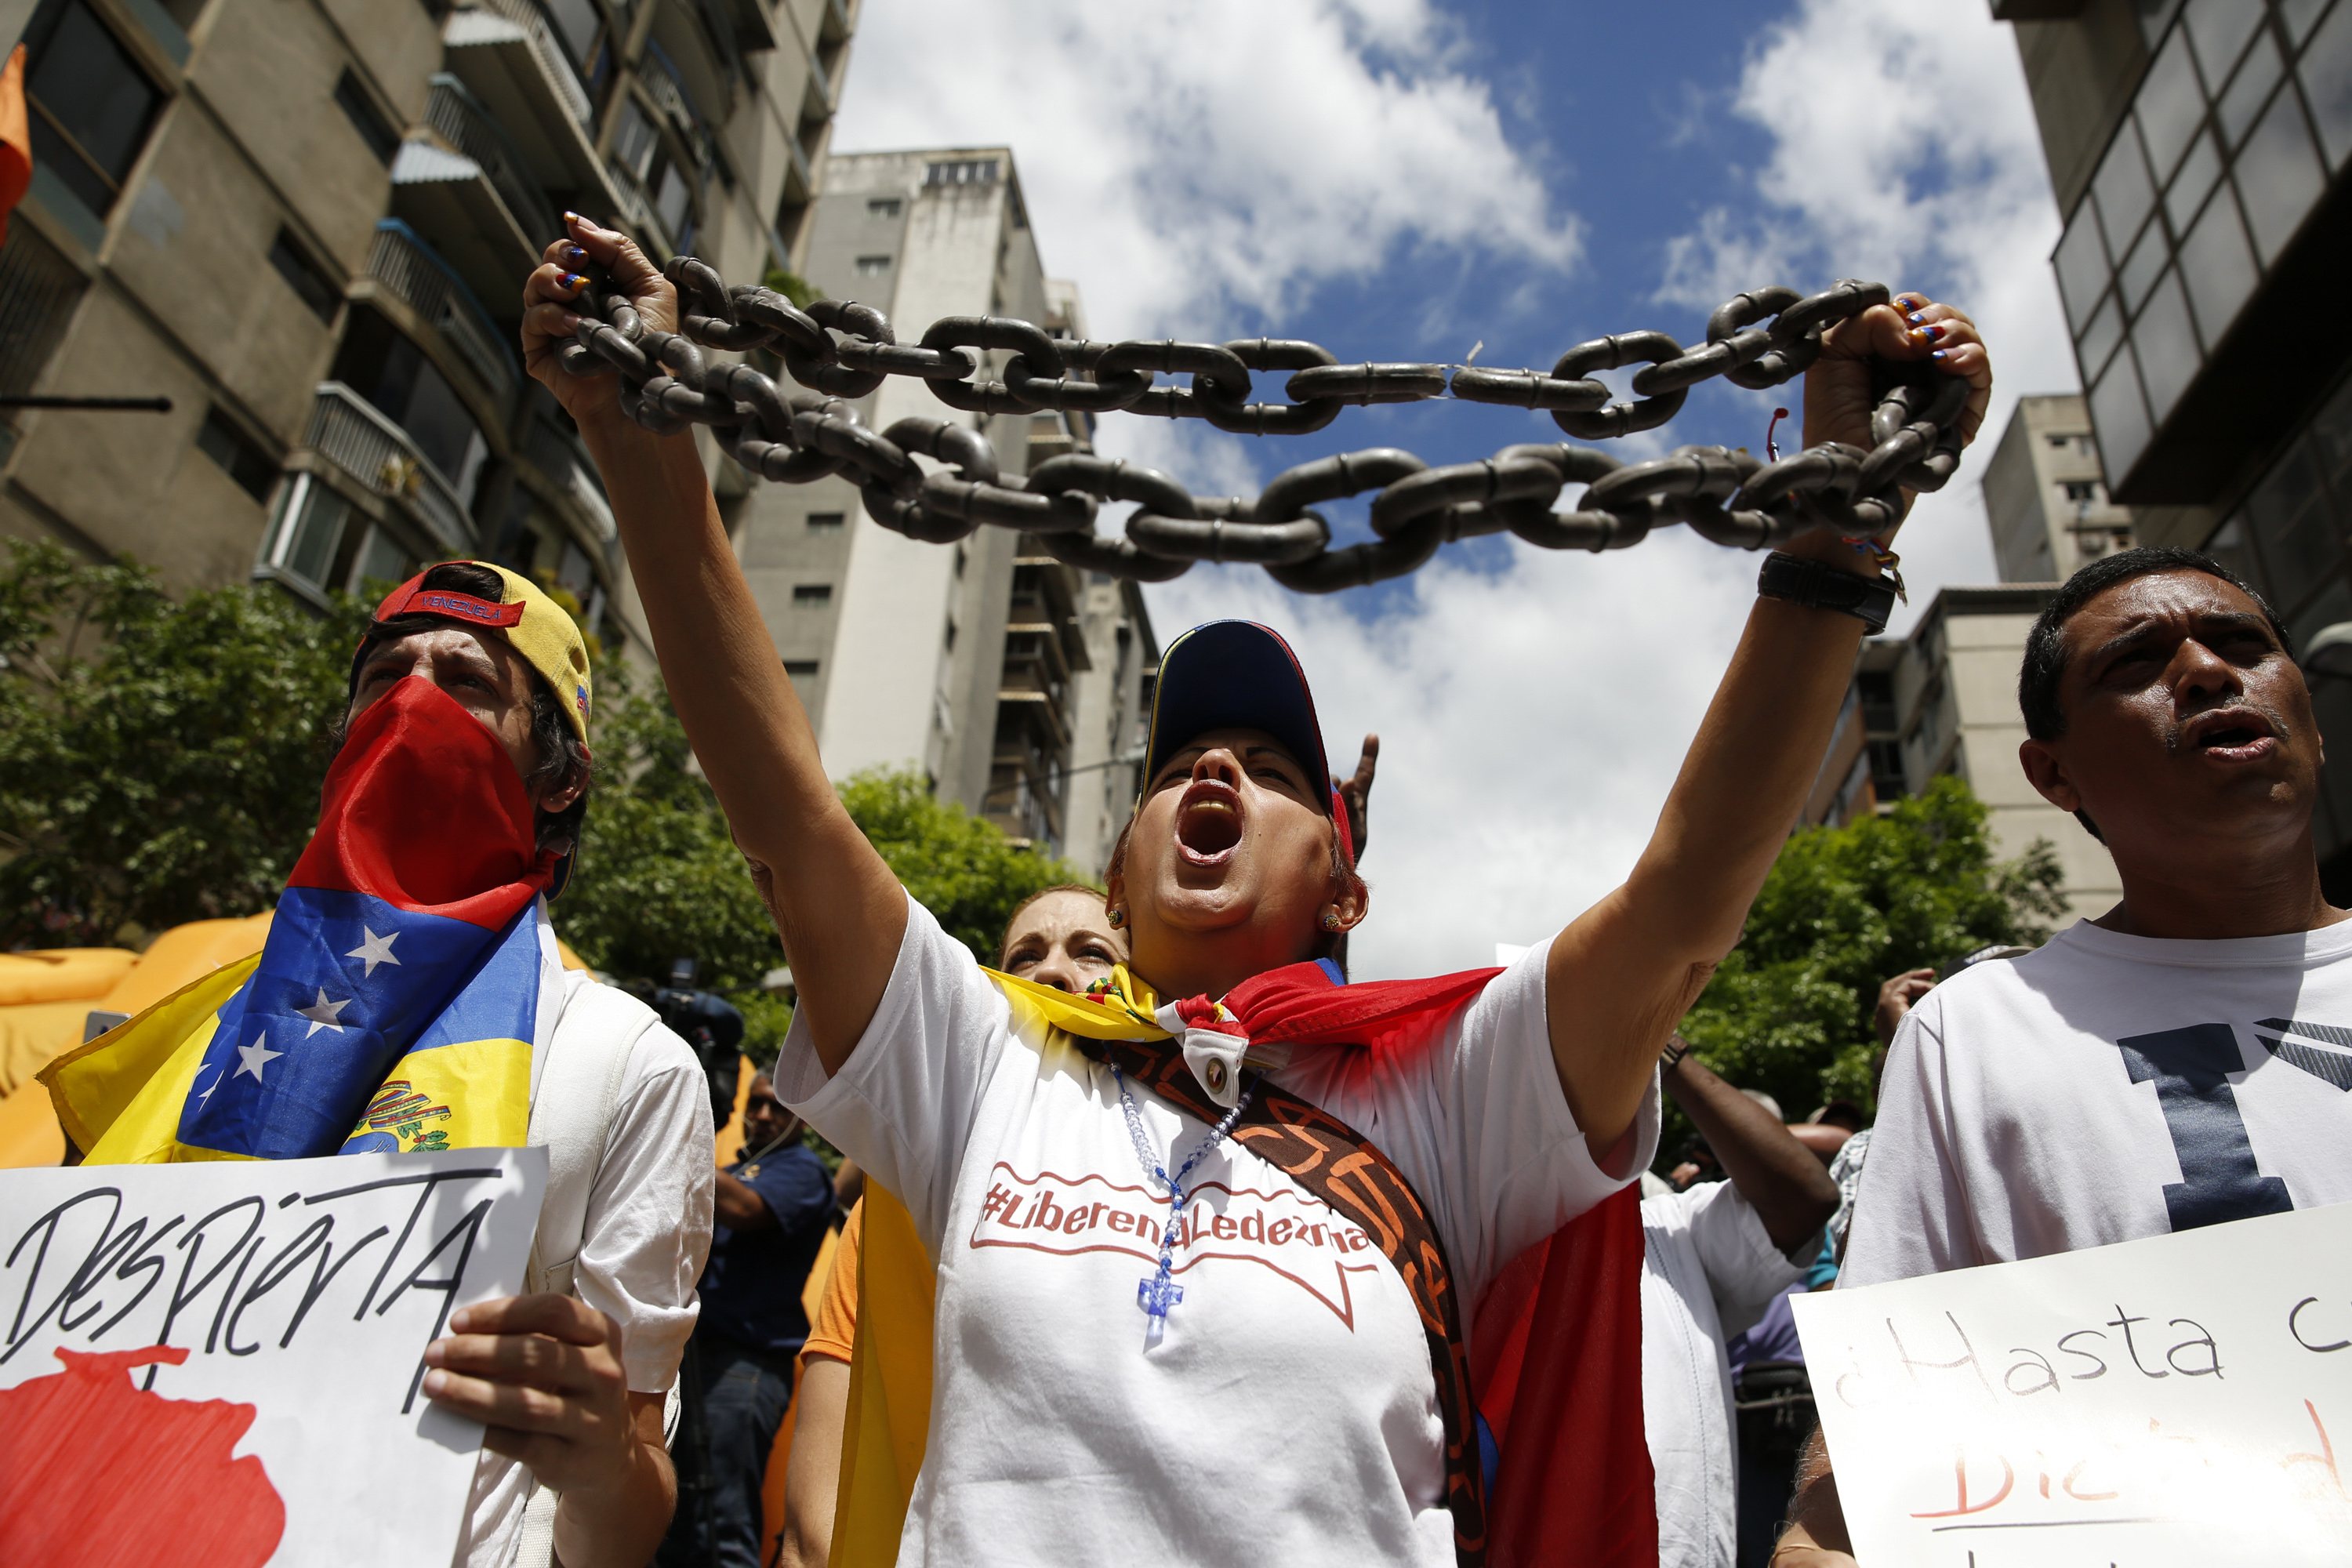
[{"x1": 1142, "y1": 620, "x2": 1352, "y2": 863}]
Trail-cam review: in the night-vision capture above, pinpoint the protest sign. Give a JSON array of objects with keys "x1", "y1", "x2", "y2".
[
  {"x1": 1793, "y1": 1202, "x2": 2352, "y2": 1566},
  {"x1": 0, "y1": 1147, "x2": 547, "y2": 1568}
]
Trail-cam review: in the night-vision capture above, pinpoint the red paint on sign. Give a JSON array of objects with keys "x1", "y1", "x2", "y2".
[{"x1": 0, "y1": 1344, "x2": 285, "y2": 1567}]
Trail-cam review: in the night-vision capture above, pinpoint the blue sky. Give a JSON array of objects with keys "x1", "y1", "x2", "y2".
[{"x1": 831, "y1": 0, "x2": 2080, "y2": 976}]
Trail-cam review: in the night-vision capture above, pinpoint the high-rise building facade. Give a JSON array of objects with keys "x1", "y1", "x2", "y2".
[
  {"x1": 0, "y1": 0, "x2": 855, "y2": 659},
  {"x1": 729, "y1": 145, "x2": 1156, "y2": 863},
  {"x1": 1997, "y1": 0, "x2": 2352, "y2": 886},
  {"x1": 1982, "y1": 393, "x2": 2136, "y2": 582},
  {"x1": 1803, "y1": 586, "x2": 2123, "y2": 919}
]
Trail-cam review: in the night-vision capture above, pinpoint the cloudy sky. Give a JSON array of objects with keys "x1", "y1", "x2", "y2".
[{"x1": 831, "y1": 0, "x2": 2074, "y2": 978}]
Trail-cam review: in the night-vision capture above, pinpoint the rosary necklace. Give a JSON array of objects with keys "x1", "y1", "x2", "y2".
[{"x1": 1111, "y1": 1063, "x2": 1254, "y2": 1349}]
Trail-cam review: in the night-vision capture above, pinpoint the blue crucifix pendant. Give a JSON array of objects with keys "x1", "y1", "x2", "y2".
[{"x1": 1138, "y1": 1270, "x2": 1183, "y2": 1348}]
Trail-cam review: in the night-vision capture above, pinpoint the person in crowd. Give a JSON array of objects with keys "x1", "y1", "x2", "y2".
[
  {"x1": 1642, "y1": 1034, "x2": 1839, "y2": 1568},
  {"x1": 526, "y1": 212, "x2": 1988, "y2": 1566},
  {"x1": 660, "y1": 1069, "x2": 838, "y2": 1568},
  {"x1": 778, "y1": 884, "x2": 1131, "y2": 1568},
  {"x1": 1773, "y1": 546, "x2": 2352, "y2": 1564},
  {"x1": 1798, "y1": 966, "x2": 1934, "y2": 1289},
  {"x1": 43, "y1": 561, "x2": 716, "y2": 1568}
]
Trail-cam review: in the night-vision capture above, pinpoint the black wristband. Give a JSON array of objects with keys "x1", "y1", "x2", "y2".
[{"x1": 1757, "y1": 551, "x2": 1897, "y2": 635}]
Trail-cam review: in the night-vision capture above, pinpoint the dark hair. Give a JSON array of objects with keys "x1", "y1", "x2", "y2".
[
  {"x1": 2016, "y1": 546, "x2": 2292, "y2": 843},
  {"x1": 343, "y1": 562, "x2": 593, "y2": 857}
]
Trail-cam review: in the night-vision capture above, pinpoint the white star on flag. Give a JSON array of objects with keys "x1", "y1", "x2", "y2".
[
  {"x1": 347, "y1": 926, "x2": 401, "y2": 978},
  {"x1": 296, "y1": 988, "x2": 354, "y2": 1036},
  {"x1": 235, "y1": 1033, "x2": 283, "y2": 1083}
]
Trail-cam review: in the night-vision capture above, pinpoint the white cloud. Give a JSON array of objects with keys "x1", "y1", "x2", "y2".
[
  {"x1": 818, "y1": 2, "x2": 2066, "y2": 978},
  {"x1": 829, "y1": 1, "x2": 1580, "y2": 342},
  {"x1": 1656, "y1": 0, "x2": 2078, "y2": 626}
]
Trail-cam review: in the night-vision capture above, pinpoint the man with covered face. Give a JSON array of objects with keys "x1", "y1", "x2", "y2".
[
  {"x1": 45, "y1": 561, "x2": 715, "y2": 1568},
  {"x1": 1774, "y1": 545, "x2": 2352, "y2": 1563}
]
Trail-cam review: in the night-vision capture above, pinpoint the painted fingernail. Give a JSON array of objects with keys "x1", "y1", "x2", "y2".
[
  {"x1": 1931, "y1": 348, "x2": 1948, "y2": 361},
  {"x1": 1906, "y1": 310, "x2": 1924, "y2": 325},
  {"x1": 563, "y1": 245, "x2": 586, "y2": 264},
  {"x1": 1921, "y1": 324, "x2": 1944, "y2": 341},
  {"x1": 563, "y1": 210, "x2": 583, "y2": 225},
  {"x1": 563, "y1": 273, "x2": 587, "y2": 292}
]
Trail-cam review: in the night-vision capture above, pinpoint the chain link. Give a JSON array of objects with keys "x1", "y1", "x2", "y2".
[{"x1": 555, "y1": 257, "x2": 1965, "y2": 593}]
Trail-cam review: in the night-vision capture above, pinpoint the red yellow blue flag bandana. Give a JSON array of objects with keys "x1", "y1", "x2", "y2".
[{"x1": 44, "y1": 679, "x2": 561, "y2": 1163}]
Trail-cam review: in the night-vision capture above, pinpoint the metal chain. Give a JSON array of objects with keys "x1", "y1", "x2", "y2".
[{"x1": 554, "y1": 259, "x2": 1969, "y2": 593}]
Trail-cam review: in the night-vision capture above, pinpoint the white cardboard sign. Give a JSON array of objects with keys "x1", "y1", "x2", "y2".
[
  {"x1": 1792, "y1": 1202, "x2": 2352, "y2": 1566},
  {"x1": 0, "y1": 1148, "x2": 547, "y2": 1567}
]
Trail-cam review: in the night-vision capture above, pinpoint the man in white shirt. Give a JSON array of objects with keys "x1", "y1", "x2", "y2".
[
  {"x1": 1774, "y1": 546, "x2": 2352, "y2": 1563},
  {"x1": 1641, "y1": 1035, "x2": 1838, "y2": 1568}
]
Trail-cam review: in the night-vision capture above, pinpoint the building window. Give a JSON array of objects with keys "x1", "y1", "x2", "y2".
[
  {"x1": 807, "y1": 510, "x2": 844, "y2": 531},
  {"x1": 2062, "y1": 479, "x2": 2102, "y2": 503},
  {"x1": 0, "y1": 227, "x2": 85, "y2": 411},
  {"x1": 943, "y1": 617, "x2": 957, "y2": 652},
  {"x1": 854, "y1": 254, "x2": 892, "y2": 277},
  {"x1": 867, "y1": 198, "x2": 902, "y2": 218},
  {"x1": 334, "y1": 70, "x2": 400, "y2": 165},
  {"x1": 924, "y1": 158, "x2": 998, "y2": 187},
  {"x1": 263, "y1": 474, "x2": 359, "y2": 592},
  {"x1": 269, "y1": 230, "x2": 341, "y2": 324},
  {"x1": 784, "y1": 659, "x2": 820, "y2": 677},
  {"x1": 793, "y1": 583, "x2": 832, "y2": 605},
  {"x1": 195, "y1": 408, "x2": 276, "y2": 502},
  {"x1": 24, "y1": 0, "x2": 165, "y2": 221},
  {"x1": 328, "y1": 306, "x2": 491, "y2": 506},
  {"x1": 953, "y1": 543, "x2": 967, "y2": 578}
]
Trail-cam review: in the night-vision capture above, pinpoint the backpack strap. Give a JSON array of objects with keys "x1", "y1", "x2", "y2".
[{"x1": 1072, "y1": 1034, "x2": 1487, "y2": 1568}]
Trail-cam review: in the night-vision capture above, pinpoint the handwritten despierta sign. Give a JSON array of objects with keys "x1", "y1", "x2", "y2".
[
  {"x1": 0, "y1": 1148, "x2": 546, "y2": 1568},
  {"x1": 1792, "y1": 1202, "x2": 2352, "y2": 1566}
]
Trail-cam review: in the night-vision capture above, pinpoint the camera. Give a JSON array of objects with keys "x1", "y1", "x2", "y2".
[{"x1": 652, "y1": 958, "x2": 745, "y2": 1130}]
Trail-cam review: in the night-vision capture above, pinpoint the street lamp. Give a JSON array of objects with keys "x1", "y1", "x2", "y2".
[{"x1": 2305, "y1": 622, "x2": 2352, "y2": 682}]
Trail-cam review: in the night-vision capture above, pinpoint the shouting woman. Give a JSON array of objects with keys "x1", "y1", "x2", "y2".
[{"x1": 522, "y1": 215, "x2": 1988, "y2": 1566}]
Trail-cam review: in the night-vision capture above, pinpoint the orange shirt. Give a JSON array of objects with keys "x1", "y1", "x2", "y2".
[{"x1": 799, "y1": 1195, "x2": 863, "y2": 1369}]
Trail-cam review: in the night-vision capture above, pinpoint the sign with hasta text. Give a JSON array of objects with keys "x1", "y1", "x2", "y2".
[
  {"x1": 0, "y1": 1148, "x2": 546, "y2": 1568},
  {"x1": 1792, "y1": 1201, "x2": 2352, "y2": 1565}
]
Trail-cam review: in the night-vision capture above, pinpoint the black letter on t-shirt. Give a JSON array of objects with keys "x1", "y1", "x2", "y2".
[{"x1": 2114, "y1": 1024, "x2": 2292, "y2": 1232}]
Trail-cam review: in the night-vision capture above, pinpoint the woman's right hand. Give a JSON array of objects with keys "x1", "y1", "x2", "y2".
[{"x1": 521, "y1": 214, "x2": 678, "y2": 436}]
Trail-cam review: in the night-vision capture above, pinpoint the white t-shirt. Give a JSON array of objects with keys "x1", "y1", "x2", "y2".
[
  {"x1": 774, "y1": 895, "x2": 1657, "y2": 1568},
  {"x1": 1844, "y1": 917, "x2": 2352, "y2": 1289},
  {"x1": 1641, "y1": 1181, "x2": 1806, "y2": 1568},
  {"x1": 454, "y1": 971, "x2": 717, "y2": 1568}
]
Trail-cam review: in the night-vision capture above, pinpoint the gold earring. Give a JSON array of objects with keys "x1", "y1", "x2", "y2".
[
  {"x1": 1108, "y1": 907, "x2": 1126, "y2": 928},
  {"x1": 1321, "y1": 910, "x2": 1341, "y2": 931}
]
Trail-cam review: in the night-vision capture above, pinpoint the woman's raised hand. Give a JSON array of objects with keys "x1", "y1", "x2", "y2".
[
  {"x1": 1798, "y1": 290, "x2": 1993, "y2": 547},
  {"x1": 521, "y1": 214, "x2": 678, "y2": 434}
]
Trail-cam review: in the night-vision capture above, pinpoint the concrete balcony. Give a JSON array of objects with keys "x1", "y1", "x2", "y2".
[
  {"x1": 299, "y1": 382, "x2": 474, "y2": 557},
  {"x1": 442, "y1": 3, "x2": 628, "y2": 225},
  {"x1": 356, "y1": 220, "x2": 520, "y2": 412},
  {"x1": 640, "y1": 42, "x2": 717, "y2": 172},
  {"x1": 821, "y1": 0, "x2": 851, "y2": 45},
  {"x1": 648, "y1": 0, "x2": 740, "y2": 137},
  {"x1": 392, "y1": 76, "x2": 557, "y2": 304}
]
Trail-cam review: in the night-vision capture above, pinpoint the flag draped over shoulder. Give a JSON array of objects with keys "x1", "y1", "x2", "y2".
[
  {"x1": 834, "y1": 959, "x2": 1654, "y2": 1568},
  {"x1": 44, "y1": 680, "x2": 561, "y2": 1163}
]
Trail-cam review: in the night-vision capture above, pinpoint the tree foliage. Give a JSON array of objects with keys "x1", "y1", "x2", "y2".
[
  {"x1": 1672, "y1": 775, "x2": 2067, "y2": 1147},
  {"x1": 0, "y1": 542, "x2": 1088, "y2": 1057},
  {"x1": 0, "y1": 541, "x2": 368, "y2": 945}
]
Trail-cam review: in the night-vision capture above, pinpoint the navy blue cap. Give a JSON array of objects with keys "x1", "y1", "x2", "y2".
[{"x1": 1142, "y1": 621, "x2": 1334, "y2": 820}]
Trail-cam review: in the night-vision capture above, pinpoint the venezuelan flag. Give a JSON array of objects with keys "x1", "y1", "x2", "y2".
[{"x1": 45, "y1": 680, "x2": 560, "y2": 1163}]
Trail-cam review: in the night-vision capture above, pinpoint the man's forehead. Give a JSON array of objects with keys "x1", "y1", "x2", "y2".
[
  {"x1": 365, "y1": 622, "x2": 517, "y2": 666},
  {"x1": 2066, "y1": 568, "x2": 2259, "y2": 645}
]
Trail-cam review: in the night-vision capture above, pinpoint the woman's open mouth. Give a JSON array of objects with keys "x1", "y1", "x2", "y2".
[{"x1": 1175, "y1": 779, "x2": 1245, "y2": 865}]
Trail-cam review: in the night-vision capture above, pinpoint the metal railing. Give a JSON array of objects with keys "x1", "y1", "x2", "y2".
[
  {"x1": 364, "y1": 220, "x2": 520, "y2": 407},
  {"x1": 0, "y1": 227, "x2": 85, "y2": 400},
  {"x1": 468, "y1": 0, "x2": 593, "y2": 124},
  {"x1": 639, "y1": 42, "x2": 715, "y2": 170},
  {"x1": 304, "y1": 383, "x2": 472, "y2": 555},
  {"x1": 422, "y1": 73, "x2": 559, "y2": 240}
]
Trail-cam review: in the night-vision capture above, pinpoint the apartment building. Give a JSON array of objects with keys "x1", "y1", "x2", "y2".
[
  {"x1": 1996, "y1": 0, "x2": 2352, "y2": 887},
  {"x1": 1981, "y1": 393, "x2": 2136, "y2": 583},
  {"x1": 1804, "y1": 585, "x2": 2122, "y2": 918},
  {"x1": 730, "y1": 145, "x2": 1155, "y2": 862},
  {"x1": 0, "y1": 0, "x2": 855, "y2": 659}
]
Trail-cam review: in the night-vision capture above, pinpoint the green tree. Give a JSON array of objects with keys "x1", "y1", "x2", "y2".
[
  {"x1": 837, "y1": 766, "x2": 1094, "y2": 958},
  {"x1": 1671, "y1": 775, "x2": 2066, "y2": 1151},
  {"x1": 0, "y1": 541, "x2": 369, "y2": 946}
]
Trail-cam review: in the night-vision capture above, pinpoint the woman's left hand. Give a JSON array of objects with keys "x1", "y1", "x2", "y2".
[{"x1": 1795, "y1": 291, "x2": 1992, "y2": 553}]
